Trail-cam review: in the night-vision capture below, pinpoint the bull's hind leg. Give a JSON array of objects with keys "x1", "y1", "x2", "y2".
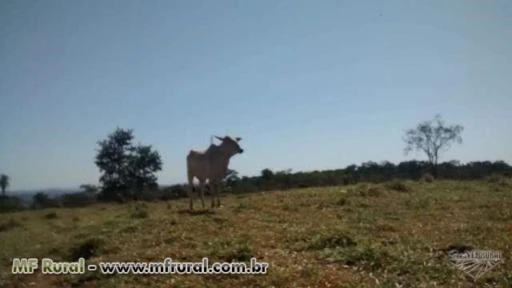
[
  {"x1": 210, "y1": 182, "x2": 216, "y2": 208},
  {"x1": 210, "y1": 181, "x2": 221, "y2": 208},
  {"x1": 199, "y1": 179, "x2": 206, "y2": 209},
  {"x1": 187, "y1": 173, "x2": 194, "y2": 210},
  {"x1": 216, "y1": 183, "x2": 221, "y2": 207}
]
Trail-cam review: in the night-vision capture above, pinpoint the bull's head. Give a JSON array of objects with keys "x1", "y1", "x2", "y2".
[{"x1": 215, "y1": 135, "x2": 244, "y2": 154}]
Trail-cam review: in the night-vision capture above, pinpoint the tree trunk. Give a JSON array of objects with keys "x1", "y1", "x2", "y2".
[{"x1": 432, "y1": 159, "x2": 438, "y2": 178}]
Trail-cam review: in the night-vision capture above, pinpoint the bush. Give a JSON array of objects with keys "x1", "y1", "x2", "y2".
[
  {"x1": 0, "y1": 219, "x2": 22, "y2": 232},
  {"x1": 68, "y1": 238, "x2": 105, "y2": 260},
  {"x1": 157, "y1": 185, "x2": 188, "y2": 200},
  {"x1": 61, "y1": 192, "x2": 96, "y2": 208},
  {"x1": 207, "y1": 237, "x2": 254, "y2": 262},
  {"x1": 385, "y1": 180, "x2": 412, "y2": 193},
  {"x1": 221, "y1": 242, "x2": 253, "y2": 262},
  {"x1": 486, "y1": 174, "x2": 511, "y2": 186},
  {"x1": 130, "y1": 202, "x2": 148, "y2": 219},
  {"x1": 134, "y1": 189, "x2": 155, "y2": 201},
  {"x1": 353, "y1": 184, "x2": 382, "y2": 197},
  {"x1": 336, "y1": 197, "x2": 348, "y2": 206},
  {"x1": 44, "y1": 212, "x2": 58, "y2": 219},
  {"x1": 293, "y1": 230, "x2": 357, "y2": 251},
  {"x1": 32, "y1": 192, "x2": 60, "y2": 209},
  {"x1": 321, "y1": 245, "x2": 391, "y2": 271},
  {"x1": 307, "y1": 233, "x2": 357, "y2": 250},
  {"x1": 354, "y1": 183, "x2": 369, "y2": 196},
  {"x1": 420, "y1": 173, "x2": 435, "y2": 183},
  {"x1": 367, "y1": 186, "x2": 383, "y2": 197},
  {"x1": 0, "y1": 196, "x2": 26, "y2": 213},
  {"x1": 234, "y1": 200, "x2": 253, "y2": 212}
]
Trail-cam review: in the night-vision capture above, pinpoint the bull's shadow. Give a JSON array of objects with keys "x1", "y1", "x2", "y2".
[{"x1": 177, "y1": 209, "x2": 216, "y2": 216}]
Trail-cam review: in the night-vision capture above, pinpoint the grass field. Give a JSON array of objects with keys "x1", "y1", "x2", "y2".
[{"x1": 1, "y1": 180, "x2": 511, "y2": 288}]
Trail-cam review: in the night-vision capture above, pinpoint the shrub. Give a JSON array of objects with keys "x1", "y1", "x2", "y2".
[
  {"x1": 385, "y1": 180, "x2": 412, "y2": 192},
  {"x1": 321, "y1": 245, "x2": 392, "y2": 271},
  {"x1": 44, "y1": 212, "x2": 58, "y2": 219},
  {"x1": 130, "y1": 202, "x2": 148, "y2": 219},
  {"x1": 336, "y1": 197, "x2": 348, "y2": 206},
  {"x1": 61, "y1": 192, "x2": 96, "y2": 208},
  {"x1": 486, "y1": 174, "x2": 511, "y2": 186},
  {"x1": 420, "y1": 173, "x2": 435, "y2": 183},
  {"x1": 367, "y1": 186, "x2": 383, "y2": 197},
  {"x1": 282, "y1": 203, "x2": 300, "y2": 212},
  {"x1": 300, "y1": 230, "x2": 357, "y2": 250},
  {"x1": 68, "y1": 238, "x2": 105, "y2": 260},
  {"x1": 354, "y1": 184, "x2": 382, "y2": 197},
  {"x1": 0, "y1": 219, "x2": 22, "y2": 232},
  {"x1": 234, "y1": 200, "x2": 253, "y2": 212},
  {"x1": 160, "y1": 185, "x2": 188, "y2": 200},
  {"x1": 207, "y1": 237, "x2": 254, "y2": 262},
  {"x1": 32, "y1": 192, "x2": 60, "y2": 209},
  {"x1": 0, "y1": 196, "x2": 26, "y2": 213},
  {"x1": 221, "y1": 242, "x2": 253, "y2": 262}
]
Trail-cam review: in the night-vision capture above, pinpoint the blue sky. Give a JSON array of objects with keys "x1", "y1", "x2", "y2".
[{"x1": 1, "y1": 0, "x2": 511, "y2": 191}]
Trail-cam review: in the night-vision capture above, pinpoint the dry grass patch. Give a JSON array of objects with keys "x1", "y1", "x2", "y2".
[{"x1": 0, "y1": 219, "x2": 22, "y2": 232}]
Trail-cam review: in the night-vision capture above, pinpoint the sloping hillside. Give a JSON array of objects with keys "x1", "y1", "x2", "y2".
[{"x1": 1, "y1": 180, "x2": 511, "y2": 287}]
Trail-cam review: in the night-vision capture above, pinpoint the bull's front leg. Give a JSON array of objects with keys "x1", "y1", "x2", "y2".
[
  {"x1": 216, "y1": 185, "x2": 221, "y2": 208},
  {"x1": 210, "y1": 182, "x2": 217, "y2": 208},
  {"x1": 187, "y1": 184, "x2": 194, "y2": 210},
  {"x1": 199, "y1": 180, "x2": 206, "y2": 209},
  {"x1": 187, "y1": 173, "x2": 194, "y2": 211},
  {"x1": 211, "y1": 182, "x2": 221, "y2": 208},
  {"x1": 210, "y1": 185, "x2": 216, "y2": 209}
]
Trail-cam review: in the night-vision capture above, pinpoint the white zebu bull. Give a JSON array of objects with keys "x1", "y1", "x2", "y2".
[{"x1": 186, "y1": 135, "x2": 244, "y2": 210}]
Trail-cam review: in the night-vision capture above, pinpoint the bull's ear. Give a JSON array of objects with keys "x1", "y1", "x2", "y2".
[
  {"x1": 235, "y1": 137, "x2": 242, "y2": 142},
  {"x1": 215, "y1": 136, "x2": 224, "y2": 141}
]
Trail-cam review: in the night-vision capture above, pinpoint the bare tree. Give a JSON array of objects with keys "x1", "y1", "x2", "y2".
[{"x1": 404, "y1": 115, "x2": 463, "y2": 177}]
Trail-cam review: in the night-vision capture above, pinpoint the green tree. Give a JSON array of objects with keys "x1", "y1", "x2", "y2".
[
  {"x1": 32, "y1": 192, "x2": 58, "y2": 209},
  {"x1": 261, "y1": 168, "x2": 274, "y2": 181},
  {"x1": 0, "y1": 174, "x2": 9, "y2": 197},
  {"x1": 95, "y1": 128, "x2": 162, "y2": 201},
  {"x1": 223, "y1": 169, "x2": 240, "y2": 191},
  {"x1": 404, "y1": 115, "x2": 463, "y2": 177}
]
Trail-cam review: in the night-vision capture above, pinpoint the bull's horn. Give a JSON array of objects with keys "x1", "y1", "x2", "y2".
[
  {"x1": 215, "y1": 136, "x2": 224, "y2": 141},
  {"x1": 235, "y1": 137, "x2": 242, "y2": 141}
]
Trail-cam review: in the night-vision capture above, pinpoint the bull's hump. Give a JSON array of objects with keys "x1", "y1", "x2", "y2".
[{"x1": 187, "y1": 150, "x2": 200, "y2": 159}]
